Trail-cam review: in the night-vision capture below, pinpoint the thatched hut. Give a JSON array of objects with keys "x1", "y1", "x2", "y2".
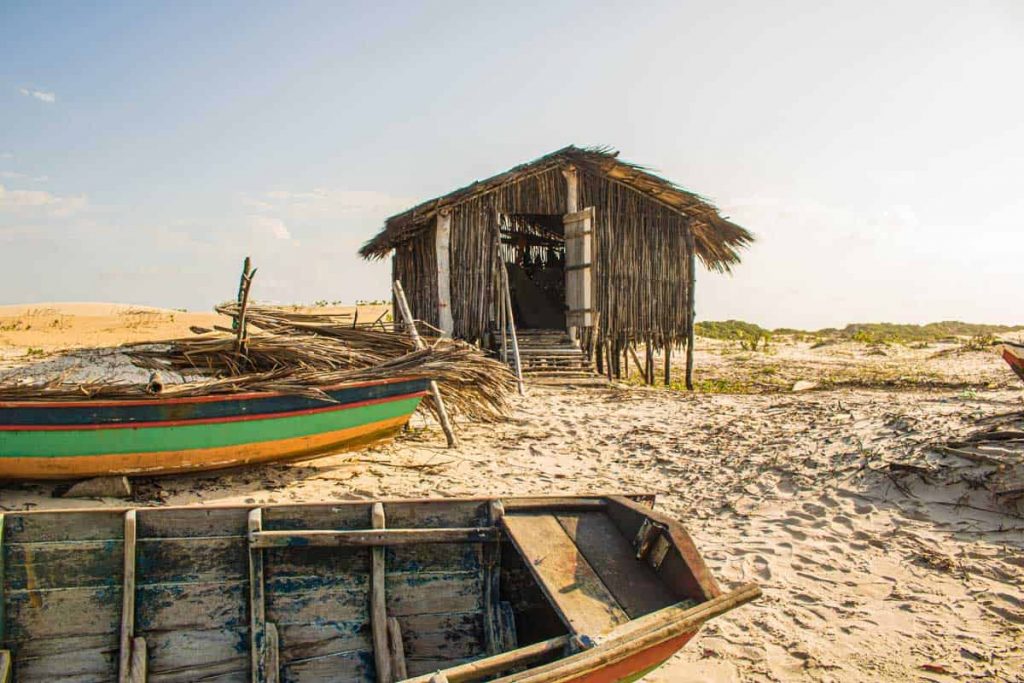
[{"x1": 360, "y1": 145, "x2": 752, "y2": 385}]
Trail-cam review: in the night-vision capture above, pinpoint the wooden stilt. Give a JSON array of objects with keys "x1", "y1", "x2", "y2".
[
  {"x1": 628, "y1": 344, "x2": 643, "y2": 380},
  {"x1": 499, "y1": 263, "x2": 525, "y2": 395},
  {"x1": 371, "y1": 503, "x2": 393, "y2": 683},
  {"x1": 235, "y1": 257, "x2": 257, "y2": 354},
  {"x1": 645, "y1": 341, "x2": 654, "y2": 385},
  {"x1": 595, "y1": 340, "x2": 604, "y2": 374},
  {"x1": 605, "y1": 341, "x2": 613, "y2": 381},
  {"x1": 685, "y1": 227, "x2": 697, "y2": 391},
  {"x1": 393, "y1": 280, "x2": 459, "y2": 448},
  {"x1": 664, "y1": 345, "x2": 672, "y2": 386}
]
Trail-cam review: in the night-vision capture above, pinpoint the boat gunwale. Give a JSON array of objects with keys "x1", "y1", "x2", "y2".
[
  {"x1": 0, "y1": 375, "x2": 429, "y2": 409},
  {"x1": 0, "y1": 390, "x2": 428, "y2": 432}
]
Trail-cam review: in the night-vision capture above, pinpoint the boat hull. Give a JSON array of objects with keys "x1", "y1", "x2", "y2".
[
  {"x1": 0, "y1": 377, "x2": 429, "y2": 479},
  {"x1": 1003, "y1": 344, "x2": 1024, "y2": 383}
]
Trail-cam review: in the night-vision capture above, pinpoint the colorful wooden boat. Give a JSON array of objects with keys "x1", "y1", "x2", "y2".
[
  {"x1": 0, "y1": 495, "x2": 758, "y2": 682},
  {"x1": 1002, "y1": 342, "x2": 1024, "y2": 383},
  {"x1": 0, "y1": 377, "x2": 430, "y2": 479}
]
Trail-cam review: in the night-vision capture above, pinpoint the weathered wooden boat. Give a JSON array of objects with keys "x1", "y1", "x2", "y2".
[
  {"x1": 0, "y1": 377, "x2": 430, "y2": 479},
  {"x1": 1002, "y1": 341, "x2": 1024, "y2": 383},
  {"x1": 0, "y1": 495, "x2": 758, "y2": 682}
]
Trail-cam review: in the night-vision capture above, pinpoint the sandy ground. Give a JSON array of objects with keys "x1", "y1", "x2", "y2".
[{"x1": 1, "y1": 307, "x2": 1022, "y2": 682}]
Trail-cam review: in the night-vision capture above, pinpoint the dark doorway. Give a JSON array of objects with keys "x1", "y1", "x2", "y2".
[{"x1": 499, "y1": 213, "x2": 565, "y2": 329}]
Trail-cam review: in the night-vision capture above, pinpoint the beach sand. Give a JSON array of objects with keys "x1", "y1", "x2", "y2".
[{"x1": 1, "y1": 306, "x2": 1022, "y2": 681}]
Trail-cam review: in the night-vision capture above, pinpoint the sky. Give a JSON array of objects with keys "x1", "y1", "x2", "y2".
[{"x1": 1, "y1": 0, "x2": 1021, "y2": 329}]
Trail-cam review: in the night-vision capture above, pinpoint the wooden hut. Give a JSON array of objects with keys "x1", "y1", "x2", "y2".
[{"x1": 360, "y1": 146, "x2": 752, "y2": 385}]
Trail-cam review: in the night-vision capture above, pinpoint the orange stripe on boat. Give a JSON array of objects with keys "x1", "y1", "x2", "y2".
[{"x1": 0, "y1": 414, "x2": 410, "y2": 479}]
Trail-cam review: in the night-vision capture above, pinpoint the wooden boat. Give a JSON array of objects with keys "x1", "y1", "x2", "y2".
[
  {"x1": 0, "y1": 377, "x2": 430, "y2": 479},
  {"x1": 1002, "y1": 341, "x2": 1024, "y2": 383},
  {"x1": 0, "y1": 495, "x2": 758, "y2": 682}
]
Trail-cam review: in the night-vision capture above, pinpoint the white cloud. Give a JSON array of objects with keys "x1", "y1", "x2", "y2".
[
  {"x1": 256, "y1": 189, "x2": 413, "y2": 220},
  {"x1": 249, "y1": 215, "x2": 292, "y2": 240},
  {"x1": 0, "y1": 184, "x2": 87, "y2": 216},
  {"x1": 0, "y1": 152, "x2": 13, "y2": 159},
  {"x1": 1, "y1": 171, "x2": 47, "y2": 182},
  {"x1": 18, "y1": 87, "x2": 56, "y2": 103}
]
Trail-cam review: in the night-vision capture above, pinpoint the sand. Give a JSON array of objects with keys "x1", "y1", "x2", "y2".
[{"x1": 1, "y1": 306, "x2": 1022, "y2": 682}]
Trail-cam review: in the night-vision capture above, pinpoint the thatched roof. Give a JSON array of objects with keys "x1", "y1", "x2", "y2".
[{"x1": 360, "y1": 145, "x2": 753, "y2": 272}]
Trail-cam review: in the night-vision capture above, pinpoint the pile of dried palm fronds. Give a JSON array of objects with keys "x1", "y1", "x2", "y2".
[{"x1": 0, "y1": 303, "x2": 516, "y2": 421}]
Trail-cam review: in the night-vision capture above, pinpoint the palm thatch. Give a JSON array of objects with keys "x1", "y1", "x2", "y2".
[
  {"x1": 358, "y1": 145, "x2": 753, "y2": 354},
  {"x1": 0, "y1": 305, "x2": 516, "y2": 421},
  {"x1": 360, "y1": 145, "x2": 752, "y2": 273}
]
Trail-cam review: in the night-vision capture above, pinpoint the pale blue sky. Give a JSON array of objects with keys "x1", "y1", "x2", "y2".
[{"x1": 1, "y1": 1, "x2": 1021, "y2": 328}]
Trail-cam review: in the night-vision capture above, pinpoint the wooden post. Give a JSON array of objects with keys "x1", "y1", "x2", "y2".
[
  {"x1": 628, "y1": 344, "x2": 643, "y2": 380},
  {"x1": 387, "y1": 618, "x2": 407, "y2": 680},
  {"x1": 436, "y1": 210, "x2": 454, "y2": 337},
  {"x1": 645, "y1": 341, "x2": 654, "y2": 385},
  {"x1": 119, "y1": 511, "x2": 137, "y2": 683},
  {"x1": 664, "y1": 344, "x2": 672, "y2": 386},
  {"x1": 499, "y1": 264, "x2": 525, "y2": 395},
  {"x1": 482, "y1": 500, "x2": 505, "y2": 656},
  {"x1": 393, "y1": 280, "x2": 458, "y2": 448},
  {"x1": 562, "y1": 165, "x2": 579, "y2": 341},
  {"x1": 235, "y1": 257, "x2": 257, "y2": 354},
  {"x1": 371, "y1": 503, "x2": 393, "y2": 683},
  {"x1": 595, "y1": 341, "x2": 604, "y2": 374},
  {"x1": 685, "y1": 226, "x2": 696, "y2": 391},
  {"x1": 248, "y1": 509, "x2": 271, "y2": 683}
]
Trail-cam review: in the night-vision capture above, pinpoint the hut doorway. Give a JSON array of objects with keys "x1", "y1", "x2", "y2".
[{"x1": 499, "y1": 213, "x2": 566, "y2": 330}]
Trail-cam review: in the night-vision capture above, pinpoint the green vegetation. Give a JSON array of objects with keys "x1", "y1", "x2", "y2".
[
  {"x1": 694, "y1": 320, "x2": 771, "y2": 351},
  {"x1": 697, "y1": 319, "x2": 1023, "y2": 347}
]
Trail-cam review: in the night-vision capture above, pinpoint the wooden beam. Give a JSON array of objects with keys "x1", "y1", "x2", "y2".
[
  {"x1": 499, "y1": 263, "x2": 525, "y2": 395},
  {"x1": 393, "y1": 279, "x2": 458, "y2": 448},
  {"x1": 371, "y1": 503, "x2": 393, "y2": 683},
  {"x1": 685, "y1": 226, "x2": 696, "y2": 391},
  {"x1": 486, "y1": 585, "x2": 761, "y2": 683},
  {"x1": 387, "y1": 617, "x2": 408, "y2": 680},
  {"x1": 119, "y1": 510, "x2": 137, "y2": 683},
  {"x1": 562, "y1": 166, "x2": 579, "y2": 213},
  {"x1": 400, "y1": 635, "x2": 570, "y2": 683},
  {"x1": 251, "y1": 527, "x2": 499, "y2": 548},
  {"x1": 128, "y1": 637, "x2": 147, "y2": 683},
  {"x1": 436, "y1": 210, "x2": 454, "y2": 337},
  {"x1": 483, "y1": 500, "x2": 505, "y2": 656},
  {"x1": 248, "y1": 508, "x2": 273, "y2": 683}
]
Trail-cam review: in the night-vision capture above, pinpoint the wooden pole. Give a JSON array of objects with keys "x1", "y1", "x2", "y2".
[
  {"x1": 664, "y1": 344, "x2": 672, "y2": 386},
  {"x1": 235, "y1": 257, "x2": 256, "y2": 354},
  {"x1": 645, "y1": 340, "x2": 654, "y2": 385},
  {"x1": 370, "y1": 503, "x2": 392, "y2": 683},
  {"x1": 685, "y1": 226, "x2": 696, "y2": 391},
  {"x1": 499, "y1": 264, "x2": 525, "y2": 396},
  {"x1": 393, "y1": 280, "x2": 458, "y2": 448}
]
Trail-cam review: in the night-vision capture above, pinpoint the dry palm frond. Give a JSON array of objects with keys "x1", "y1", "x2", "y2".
[{"x1": 0, "y1": 304, "x2": 516, "y2": 421}]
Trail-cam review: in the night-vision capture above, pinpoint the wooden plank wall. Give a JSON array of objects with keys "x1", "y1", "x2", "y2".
[{"x1": 1, "y1": 510, "x2": 125, "y2": 681}]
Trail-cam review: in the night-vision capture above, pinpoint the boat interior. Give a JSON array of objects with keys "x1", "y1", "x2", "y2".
[{"x1": 0, "y1": 496, "x2": 725, "y2": 682}]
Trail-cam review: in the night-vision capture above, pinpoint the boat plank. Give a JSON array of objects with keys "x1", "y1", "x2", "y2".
[
  {"x1": 137, "y1": 508, "x2": 247, "y2": 539},
  {"x1": 262, "y1": 505, "x2": 372, "y2": 532},
  {"x1": 2, "y1": 511, "x2": 123, "y2": 543},
  {"x1": 137, "y1": 536, "x2": 247, "y2": 584},
  {"x1": 266, "y1": 547, "x2": 370, "y2": 578},
  {"x1": 385, "y1": 571, "x2": 483, "y2": 618},
  {"x1": 145, "y1": 627, "x2": 248, "y2": 681},
  {"x1": 501, "y1": 514, "x2": 629, "y2": 638},
  {"x1": 5, "y1": 585, "x2": 120, "y2": 640},
  {"x1": 395, "y1": 611, "x2": 485, "y2": 661},
  {"x1": 279, "y1": 649, "x2": 374, "y2": 683},
  {"x1": 386, "y1": 543, "x2": 482, "y2": 574},
  {"x1": 275, "y1": 621, "x2": 370, "y2": 662},
  {"x1": 555, "y1": 512, "x2": 676, "y2": 618},
  {"x1": 266, "y1": 577, "x2": 369, "y2": 626},
  {"x1": 4, "y1": 635, "x2": 115, "y2": 681},
  {"x1": 135, "y1": 580, "x2": 247, "y2": 632},
  {"x1": 383, "y1": 501, "x2": 489, "y2": 529},
  {"x1": 4, "y1": 540, "x2": 122, "y2": 591}
]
